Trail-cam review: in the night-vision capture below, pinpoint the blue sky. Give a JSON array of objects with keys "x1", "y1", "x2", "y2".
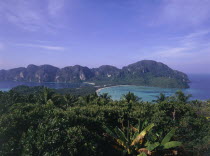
[{"x1": 0, "y1": 0, "x2": 210, "y2": 73}]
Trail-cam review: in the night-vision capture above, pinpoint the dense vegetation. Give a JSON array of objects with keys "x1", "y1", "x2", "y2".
[
  {"x1": 11, "y1": 85, "x2": 97, "y2": 96},
  {"x1": 0, "y1": 86, "x2": 209, "y2": 156},
  {"x1": 0, "y1": 60, "x2": 189, "y2": 88}
]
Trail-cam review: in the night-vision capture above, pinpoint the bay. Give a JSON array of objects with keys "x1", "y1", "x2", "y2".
[
  {"x1": 0, "y1": 74, "x2": 209, "y2": 102},
  {"x1": 98, "y1": 74, "x2": 210, "y2": 101}
]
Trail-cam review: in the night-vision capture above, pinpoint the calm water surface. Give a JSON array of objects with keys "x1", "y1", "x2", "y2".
[
  {"x1": 98, "y1": 74, "x2": 210, "y2": 101},
  {"x1": 0, "y1": 74, "x2": 209, "y2": 101}
]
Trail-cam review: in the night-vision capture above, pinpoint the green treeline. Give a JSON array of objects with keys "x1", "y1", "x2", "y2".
[{"x1": 0, "y1": 86, "x2": 209, "y2": 156}]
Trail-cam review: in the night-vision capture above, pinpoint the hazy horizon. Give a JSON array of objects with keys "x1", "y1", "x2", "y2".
[{"x1": 0, "y1": 0, "x2": 210, "y2": 74}]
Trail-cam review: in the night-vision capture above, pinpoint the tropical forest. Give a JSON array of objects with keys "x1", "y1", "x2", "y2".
[{"x1": 0, "y1": 86, "x2": 209, "y2": 156}]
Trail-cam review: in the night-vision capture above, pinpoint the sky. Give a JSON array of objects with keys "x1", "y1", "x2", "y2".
[{"x1": 0, "y1": 0, "x2": 210, "y2": 74}]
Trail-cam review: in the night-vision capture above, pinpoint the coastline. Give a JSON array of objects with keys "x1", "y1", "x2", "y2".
[
  {"x1": 96, "y1": 85, "x2": 136, "y2": 94},
  {"x1": 95, "y1": 84, "x2": 189, "y2": 96}
]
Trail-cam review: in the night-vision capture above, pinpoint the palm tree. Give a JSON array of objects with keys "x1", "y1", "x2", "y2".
[
  {"x1": 99, "y1": 93, "x2": 112, "y2": 105},
  {"x1": 79, "y1": 94, "x2": 97, "y2": 105},
  {"x1": 121, "y1": 92, "x2": 141, "y2": 114},
  {"x1": 100, "y1": 93, "x2": 111, "y2": 100},
  {"x1": 37, "y1": 87, "x2": 54, "y2": 104},
  {"x1": 122, "y1": 92, "x2": 140, "y2": 103},
  {"x1": 153, "y1": 93, "x2": 167, "y2": 103},
  {"x1": 175, "y1": 91, "x2": 191, "y2": 103},
  {"x1": 63, "y1": 94, "x2": 78, "y2": 108}
]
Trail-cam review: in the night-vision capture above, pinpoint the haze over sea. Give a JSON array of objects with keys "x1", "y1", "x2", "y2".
[{"x1": 0, "y1": 74, "x2": 209, "y2": 102}]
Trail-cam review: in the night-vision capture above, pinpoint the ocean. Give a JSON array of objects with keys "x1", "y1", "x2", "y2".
[
  {"x1": 98, "y1": 74, "x2": 210, "y2": 101},
  {"x1": 0, "y1": 74, "x2": 209, "y2": 101}
]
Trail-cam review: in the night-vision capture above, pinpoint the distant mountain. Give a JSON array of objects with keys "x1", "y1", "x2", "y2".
[{"x1": 0, "y1": 60, "x2": 190, "y2": 88}]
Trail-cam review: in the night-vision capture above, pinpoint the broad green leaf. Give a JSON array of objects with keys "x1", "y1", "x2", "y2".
[
  {"x1": 114, "y1": 127, "x2": 128, "y2": 146},
  {"x1": 161, "y1": 128, "x2": 176, "y2": 145},
  {"x1": 104, "y1": 126, "x2": 117, "y2": 138},
  {"x1": 131, "y1": 123, "x2": 154, "y2": 146},
  {"x1": 116, "y1": 139, "x2": 127, "y2": 148},
  {"x1": 131, "y1": 125, "x2": 138, "y2": 132},
  {"x1": 146, "y1": 142, "x2": 160, "y2": 151},
  {"x1": 131, "y1": 131, "x2": 139, "y2": 141},
  {"x1": 163, "y1": 141, "x2": 182, "y2": 149},
  {"x1": 145, "y1": 141, "x2": 150, "y2": 147},
  {"x1": 138, "y1": 152, "x2": 147, "y2": 156}
]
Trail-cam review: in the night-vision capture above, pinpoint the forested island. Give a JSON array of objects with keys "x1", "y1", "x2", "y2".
[
  {"x1": 0, "y1": 60, "x2": 190, "y2": 88},
  {"x1": 0, "y1": 86, "x2": 209, "y2": 155}
]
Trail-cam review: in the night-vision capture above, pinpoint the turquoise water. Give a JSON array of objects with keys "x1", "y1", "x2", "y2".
[
  {"x1": 98, "y1": 74, "x2": 210, "y2": 101},
  {"x1": 98, "y1": 85, "x2": 184, "y2": 101},
  {"x1": 0, "y1": 74, "x2": 209, "y2": 101}
]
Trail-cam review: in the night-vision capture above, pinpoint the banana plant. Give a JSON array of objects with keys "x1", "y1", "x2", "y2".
[
  {"x1": 104, "y1": 122, "x2": 155, "y2": 155},
  {"x1": 104, "y1": 122, "x2": 182, "y2": 156},
  {"x1": 145, "y1": 128, "x2": 182, "y2": 154}
]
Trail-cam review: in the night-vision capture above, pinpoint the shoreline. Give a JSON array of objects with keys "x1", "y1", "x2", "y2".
[
  {"x1": 96, "y1": 85, "x2": 137, "y2": 94},
  {"x1": 95, "y1": 84, "x2": 189, "y2": 95}
]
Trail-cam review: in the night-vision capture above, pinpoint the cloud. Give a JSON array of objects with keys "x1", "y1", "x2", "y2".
[
  {"x1": 141, "y1": 29, "x2": 210, "y2": 61},
  {"x1": 184, "y1": 29, "x2": 210, "y2": 39},
  {"x1": 0, "y1": 0, "x2": 65, "y2": 32},
  {"x1": 150, "y1": 0, "x2": 210, "y2": 27},
  {"x1": 48, "y1": 0, "x2": 65, "y2": 16},
  {"x1": 170, "y1": 29, "x2": 210, "y2": 50},
  {"x1": 141, "y1": 46, "x2": 193, "y2": 60},
  {"x1": 16, "y1": 43, "x2": 65, "y2": 51}
]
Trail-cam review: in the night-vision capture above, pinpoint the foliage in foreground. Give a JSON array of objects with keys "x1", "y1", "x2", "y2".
[
  {"x1": 0, "y1": 87, "x2": 209, "y2": 156},
  {"x1": 105, "y1": 122, "x2": 182, "y2": 155}
]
